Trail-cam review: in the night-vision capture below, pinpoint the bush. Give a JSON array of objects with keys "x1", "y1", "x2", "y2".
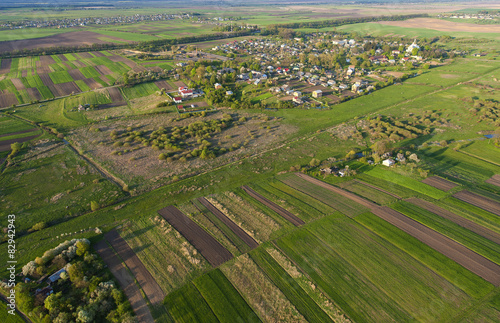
[{"x1": 90, "y1": 201, "x2": 100, "y2": 212}]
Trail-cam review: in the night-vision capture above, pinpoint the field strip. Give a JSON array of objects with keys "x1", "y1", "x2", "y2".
[
  {"x1": 485, "y1": 174, "x2": 500, "y2": 188},
  {"x1": 0, "y1": 134, "x2": 41, "y2": 152},
  {"x1": 406, "y1": 197, "x2": 500, "y2": 245},
  {"x1": 371, "y1": 206, "x2": 500, "y2": 286},
  {"x1": 104, "y1": 229, "x2": 166, "y2": 305},
  {"x1": 197, "y1": 197, "x2": 259, "y2": 249},
  {"x1": 295, "y1": 173, "x2": 378, "y2": 209},
  {"x1": 241, "y1": 185, "x2": 305, "y2": 226},
  {"x1": 94, "y1": 240, "x2": 155, "y2": 323},
  {"x1": 158, "y1": 205, "x2": 233, "y2": 267},
  {"x1": 0, "y1": 128, "x2": 37, "y2": 138},
  {"x1": 353, "y1": 179, "x2": 402, "y2": 199},
  {"x1": 422, "y1": 176, "x2": 459, "y2": 192},
  {"x1": 458, "y1": 150, "x2": 500, "y2": 168},
  {"x1": 453, "y1": 190, "x2": 500, "y2": 216}
]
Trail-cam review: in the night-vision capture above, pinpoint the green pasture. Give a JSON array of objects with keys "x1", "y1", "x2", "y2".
[
  {"x1": 80, "y1": 66, "x2": 101, "y2": 79},
  {"x1": 366, "y1": 167, "x2": 449, "y2": 199},
  {"x1": 193, "y1": 269, "x2": 261, "y2": 323},
  {"x1": 0, "y1": 144, "x2": 124, "y2": 233},
  {"x1": 0, "y1": 301, "x2": 25, "y2": 323},
  {"x1": 339, "y1": 180, "x2": 397, "y2": 205},
  {"x1": 0, "y1": 28, "x2": 69, "y2": 42},
  {"x1": 392, "y1": 201, "x2": 500, "y2": 264},
  {"x1": 121, "y1": 82, "x2": 160, "y2": 100},
  {"x1": 89, "y1": 29, "x2": 159, "y2": 42},
  {"x1": 0, "y1": 114, "x2": 35, "y2": 135},
  {"x1": 355, "y1": 212, "x2": 494, "y2": 299},
  {"x1": 49, "y1": 70, "x2": 74, "y2": 84},
  {"x1": 355, "y1": 174, "x2": 419, "y2": 198}
]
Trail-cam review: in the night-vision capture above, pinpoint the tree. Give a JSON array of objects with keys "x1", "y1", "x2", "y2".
[
  {"x1": 372, "y1": 140, "x2": 389, "y2": 155},
  {"x1": 90, "y1": 201, "x2": 100, "y2": 212},
  {"x1": 76, "y1": 240, "x2": 90, "y2": 256},
  {"x1": 309, "y1": 158, "x2": 320, "y2": 167}
]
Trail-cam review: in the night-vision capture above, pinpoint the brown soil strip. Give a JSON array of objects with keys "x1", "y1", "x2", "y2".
[
  {"x1": 77, "y1": 52, "x2": 93, "y2": 59},
  {"x1": 35, "y1": 63, "x2": 51, "y2": 74},
  {"x1": 296, "y1": 173, "x2": 377, "y2": 209},
  {"x1": 57, "y1": 54, "x2": 68, "y2": 62},
  {"x1": 104, "y1": 229, "x2": 165, "y2": 305},
  {"x1": 21, "y1": 70, "x2": 28, "y2": 77},
  {"x1": 0, "y1": 93, "x2": 19, "y2": 108},
  {"x1": 39, "y1": 73, "x2": 54, "y2": 86},
  {"x1": 27, "y1": 87, "x2": 42, "y2": 101},
  {"x1": 108, "y1": 55, "x2": 137, "y2": 68},
  {"x1": 99, "y1": 75, "x2": 111, "y2": 85},
  {"x1": 422, "y1": 176, "x2": 458, "y2": 191},
  {"x1": 94, "y1": 240, "x2": 155, "y2": 323},
  {"x1": 68, "y1": 69, "x2": 86, "y2": 81},
  {"x1": 10, "y1": 78, "x2": 26, "y2": 91},
  {"x1": 241, "y1": 185, "x2": 305, "y2": 226},
  {"x1": 95, "y1": 65, "x2": 113, "y2": 75},
  {"x1": 0, "y1": 134, "x2": 40, "y2": 152},
  {"x1": 82, "y1": 78, "x2": 103, "y2": 90},
  {"x1": 371, "y1": 206, "x2": 500, "y2": 286},
  {"x1": 154, "y1": 80, "x2": 173, "y2": 91},
  {"x1": 0, "y1": 128, "x2": 37, "y2": 139},
  {"x1": 354, "y1": 179, "x2": 402, "y2": 199},
  {"x1": 406, "y1": 197, "x2": 500, "y2": 245},
  {"x1": 47, "y1": 85, "x2": 62, "y2": 97},
  {"x1": 93, "y1": 51, "x2": 105, "y2": 57},
  {"x1": 39, "y1": 55, "x2": 56, "y2": 65},
  {"x1": 0, "y1": 58, "x2": 11, "y2": 75},
  {"x1": 173, "y1": 80, "x2": 187, "y2": 88},
  {"x1": 379, "y1": 18, "x2": 500, "y2": 33},
  {"x1": 107, "y1": 87, "x2": 125, "y2": 103},
  {"x1": 54, "y1": 82, "x2": 80, "y2": 96},
  {"x1": 485, "y1": 174, "x2": 500, "y2": 188},
  {"x1": 71, "y1": 61, "x2": 85, "y2": 68},
  {"x1": 197, "y1": 197, "x2": 259, "y2": 249},
  {"x1": 158, "y1": 205, "x2": 233, "y2": 267},
  {"x1": 453, "y1": 190, "x2": 500, "y2": 216}
]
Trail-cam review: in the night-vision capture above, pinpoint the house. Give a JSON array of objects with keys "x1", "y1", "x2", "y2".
[
  {"x1": 382, "y1": 159, "x2": 395, "y2": 167},
  {"x1": 293, "y1": 90, "x2": 302, "y2": 97},
  {"x1": 406, "y1": 39, "x2": 420, "y2": 53},
  {"x1": 312, "y1": 90, "x2": 322, "y2": 98},
  {"x1": 173, "y1": 97, "x2": 182, "y2": 104},
  {"x1": 226, "y1": 91, "x2": 233, "y2": 96},
  {"x1": 292, "y1": 96, "x2": 303, "y2": 104},
  {"x1": 48, "y1": 268, "x2": 66, "y2": 285},
  {"x1": 214, "y1": 83, "x2": 223, "y2": 90},
  {"x1": 179, "y1": 87, "x2": 193, "y2": 98}
]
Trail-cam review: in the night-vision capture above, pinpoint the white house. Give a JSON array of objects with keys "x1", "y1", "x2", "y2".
[{"x1": 382, "y1": 159, "x2": 395, "y2": 167}]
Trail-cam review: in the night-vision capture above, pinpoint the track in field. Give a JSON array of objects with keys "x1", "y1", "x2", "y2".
[
  {"x1": 453, "y1": 190, "x2": 500, "y2": 216},
  {"x1": 241, "y1": 185, "x2": 305, "y2": 226},
  {"x1": 422, "y1": 176, "x2": 458, "y2": 191},
  {"x1": 158, "y1": 205, "x2": 233, "y2": 267},
  {"x1": 94, "y1": 240, "x2": 155, "y2": 323},
  {"x1": 104, "y1": 229, "x2": 166, "y2": 305},
  {"x1": 197, "y1": 197, "x2": 259, "y2": 249}
]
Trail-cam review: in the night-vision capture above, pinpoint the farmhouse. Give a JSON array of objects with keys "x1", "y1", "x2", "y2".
[
  {"x1": 312, "y1": 90, "x2": 322, "y2": 98},
  {"x1": 173, "y1": 97, "x2": 182, "y2": 103},
  {"x1": 48, "y1": 268, "x2": 66, "y2": 285},
  {"x1": 214, "y1": 83, "x2": 223, "y2": 89},
  {"x1": 382, "y1": 159, "x2": 395, "y2": 167},
  {"x1": 178, "y1": 87, "x2": 193, "y2": 98}
]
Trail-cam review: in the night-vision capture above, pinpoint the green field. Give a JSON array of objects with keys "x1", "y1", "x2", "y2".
[
  {"x1": 0, "y1": 301, "x2": 25, "y2": 323},
  {"x1": 121, "y1": 82, "x2": 160, "y2": 100},
  {"x1": 338, "y1": 180, "x2": 398, "y2": 205},
  {"x1": 0, "y1": 114, "x2": 35, "y2": 135},
  {"x1": 164, "y1": 282, "x2": 219, "y2": 323},
  {"x1": 49, "y1": 70, "x2": 74, "y2": 84},
  {"x1": 193, "y1": 269, "x2": 261, "y2": 323}
]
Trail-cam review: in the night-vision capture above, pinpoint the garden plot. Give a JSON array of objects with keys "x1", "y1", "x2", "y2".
[
  {"x1": 105, "y1": 229, "x2": 165, "y2": 305},
  {"x1": 485, "y1": 174, "x2": 500, "y2": 188},
  {"x1": 68, "y1": 69, "x2": 86, "y2": 81},
  {"x1": 422, "y1": 176, "x2": 459, "y2": 191},
  {"x1": 339, "y1": 180, "x2": 398, "y2": 205},
  {"x1": 406, "y1": 197, "x2": 500, "y2": 245},
  {"x1": 26, "y1": 88, "x2": 42, "y2": 101},
  {"x1": 0, "y1": 59, "x2": 11, "y2": 75},
  {"x1": 0, "y1": 93, "x2": 18, "y2": 107},
  {"x1": 158, "y1": 205, "x2": 233, "y2": 267},
  {"x1": 453, "y1": 190, "x2": 500, "y2": 216}
]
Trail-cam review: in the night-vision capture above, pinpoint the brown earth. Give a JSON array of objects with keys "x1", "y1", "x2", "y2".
[
  {"x1": 154, "y1": 80, "x2": 173, "y2": 91},
  {"x1": 94, "y1": 240, "x2": 155, "y2": 323},
  {"x1": 107, "y1": 87, "x2": 125, "y2": 103},
  {"x1": 0, "y1": 128, "x2": 37, "y2": 139},
  {"x1": 39, "y1": 73, "x2": 54, "y2": 86},
  {"x1": 485, "y1": 174, "x2": 500, "y2": 188},
  {"x1": 52, "y1": 82, "x2": 80, "y2": 97},
  {"x1": 99, "y1": 75, "x2": 111, "y2": 85},
  {"x1": 57, "y1": 54, "x2": 68, "y2": 62},
  {"x1": 354, "y1": 179, "x2": 402, "y2": 199},
  {"x1": 39, "y1": 55, "x2": 56, "y2": 65},
  {"x1": 35, "y1": 62, "x2": 51, "y2": 74},
  {"x1": 158, "y1": 205, "x2": 233, "y2": 267},
  {"x1": 406, "y1": 197, "x2": 500, "y2": 245},
  {"x1": 197, "y1": 197, "x2": 259, "y2": 249},
  {"x1": 0, "y1": 59, "x2": 11, "y2": 75},
  {"x1": 173, "y1": 80, "x2": 187, "y2": 88},
  {"x1": 453, "y1": 190, "x2": 500, "y2": 216},
  {"x1": 108, "y1": 55, "x2": 137, "y2": 68},
  {"x1": 422, "y1": 176, "x2": 458, "y2": 192},
  {"x1": 0, "y1": 31, "x2": 131, "y2": 54},
  {"x1": 26, "y1": 87, "x2": 42, "y2": 101},
  {"x1": 379, "y1": 18, "x2": 500, "y2": 33},
  {"x1": 241, "y1": 185, "x2": 305, "y2": 226},
  {"x1": 371, "y1": 206, "x2": 500, "y2": 286},
  {"x1": 0, "y1": 134, "x2": 40, "y2": 151},
  {"x1": 71, "y1": 60, "x2": 86, "y2": 68},
  {"x1": 77, "y1": 52, "x2": 94, "y2": 59},
  {"x1": 93, "y1": 51, "x2": 106, "y2": 57},
  {"x1": 68, "y1": 69, "x2": 86, "y2": 81},
  {"x1": 21, "y1": 70, "x2": 28, "y2": 77},
  {"x1": 95, "y1": 65, "x2": 113, "y2": 75},
  {"x1": 10, "y1": 78, "x2": 26, "y2": 91},
  {"x1": 82, "y1": 78, "x2": 103, "y2": 90},
  {"x1": 61, "y1": 62, "x2": 73, "y2": 70},
  {"x1": 0, "y1": 93, "x2": 19, "y2": 108},
  {"x1": 105, "y1": 229, "x2": 166, "y2": 305}
]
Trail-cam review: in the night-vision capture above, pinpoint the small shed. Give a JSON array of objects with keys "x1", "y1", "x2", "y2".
[{"x1": 312, "y1": 90, "x2": 322, "y2": 98}]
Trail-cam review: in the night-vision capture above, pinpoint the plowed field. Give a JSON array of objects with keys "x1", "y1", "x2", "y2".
[
  {"x1": 68, "y1": 69, "x2": 86, "y2": 81},
  {"x1": 422, "y1": 176, "x2": 458, "y2": 191},
  {"x1": 0, "y1": 93, "x2": 18, "y2": 108},
  {"x1": 158, "y1": 205, "x2": 233, "y2": 267},
  {"x1": 105, "y1": 230, "x2": 165, "y2": 305},
  {"x1": 197, "y1": 197, "x2": 259, "y2": 249},
  {"x1": 242, "y1": 185, "x2": 305, "y2": 226},
  {"x1": 0, "y1": 59, "x2": 11, "y2": 74},
  {"x1": 485, "y1": 174, "x2": 500, "y2": 188},
  {"x1": 453, "y1": 190, "x2": 500, "y2": 216}
]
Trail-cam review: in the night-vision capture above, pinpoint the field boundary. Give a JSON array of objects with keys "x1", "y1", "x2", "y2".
[{"x1": 353, "y1": 179, "x2": 402, "y2": 199}]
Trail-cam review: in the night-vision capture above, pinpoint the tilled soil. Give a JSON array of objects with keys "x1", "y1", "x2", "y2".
[
  {"x1": 453, "y1": 190, "x2": 500, "y2": 216},
  {"x1": 422, "y1": 176, "x2": 458, "y2": 191},
  {"x1": 158, "y1": 205, "x2": 233, "y2": 267},
  {"x1": 485, "y1": 174, "x2": 500, "y2": 188}
]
